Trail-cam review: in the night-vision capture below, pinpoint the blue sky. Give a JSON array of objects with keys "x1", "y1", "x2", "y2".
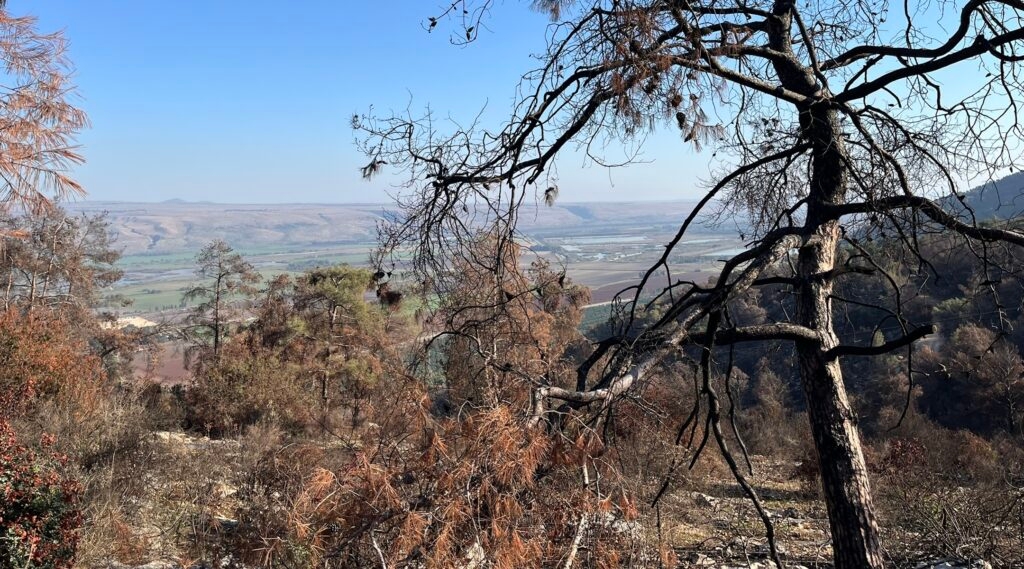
[{"x1": 18, "y1": 1, "x2": 708, "y2": 204}]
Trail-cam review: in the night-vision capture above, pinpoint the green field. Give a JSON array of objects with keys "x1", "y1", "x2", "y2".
[
  {"x1": 110, "y1": 243, "x2": 380, "y2": 314},
  {"x1": 104, "y1": 213, "x2": 747, "y2": 320}
]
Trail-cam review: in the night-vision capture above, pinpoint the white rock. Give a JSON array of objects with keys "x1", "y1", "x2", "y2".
[
  {"x1": 915, "y1": 561, "x2": 993, "y2": 569},
  {"x1": 462, "y1": 540, "x2": 486, "y2": 569},
  {"x1": 103, "y1": 562, "x2": 181, "y2": 569}
]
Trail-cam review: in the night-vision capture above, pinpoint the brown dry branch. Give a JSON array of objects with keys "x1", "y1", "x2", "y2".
[{"x1": 0, "y1": 11, "x2": 88, "y2": 213}]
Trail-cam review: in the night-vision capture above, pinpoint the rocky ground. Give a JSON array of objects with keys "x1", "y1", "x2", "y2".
[{"x1": 84, "y1": 433, "x2": 996, "y2": 569}]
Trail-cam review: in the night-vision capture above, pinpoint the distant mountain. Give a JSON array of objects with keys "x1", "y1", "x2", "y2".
[
  {"x1": 947, "y1": 171, "x2": 1024, "y2": 221},
  {"x1": 66, "y1": 202, "x2": 395, "y2": 256},
  {"x1": 66, "y1": 199, "x2": 706, "y2": 256},
  {"x1": 73, "y1": 177, "x2": 1024, "y2": 259}
]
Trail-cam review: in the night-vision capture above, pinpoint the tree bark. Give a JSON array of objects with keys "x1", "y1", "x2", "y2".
[
  {"x1": 801, "y1": 368, "x2": 884, "y2": 568},
  {"x1": 765, "y1": 0, "x2": 885, "y2": 558},
  {"x1": 795, "y1": 276, "x2": 885, "y2": 568},
  {"x1": 795, "y1": 96, "x2": 885, "y2": 567},
  {"x1": 762, "y1": 0, "x2": 887, "y2": 553}
]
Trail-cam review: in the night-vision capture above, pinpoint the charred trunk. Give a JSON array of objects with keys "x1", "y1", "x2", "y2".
[
  {"x1": 795, "y1": 98, "x2": 884, "y2": 568},
  {"x1": 795, "y1": 279, "x2": 885, "y2": 568},
  {"x1": 767, "y1": 1, "x2": 885, "y2": 555}
]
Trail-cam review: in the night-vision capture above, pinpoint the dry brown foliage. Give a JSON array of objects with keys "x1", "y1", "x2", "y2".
[
  {"x1": 871, "y1": 408, "x2": 1024, "y2": 566},
  {"x1": 219, "y1": 402, "x2": 650, "y2": 569},
  {"x1": 434, "y1": 236, "x2": 589, "y2": 411},
  {"x1": 0, "y1": 11, "x2": 88, "y2": 213}
]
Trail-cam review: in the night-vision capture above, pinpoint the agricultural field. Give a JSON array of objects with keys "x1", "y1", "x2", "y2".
[
  {"x1": 105, "y1": 243, "x2": 379, "y2": 313},
  {"x1": 89, "y1": 199, "x2": 746, "y2": 317}
]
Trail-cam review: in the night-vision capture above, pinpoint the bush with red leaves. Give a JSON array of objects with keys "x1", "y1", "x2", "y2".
[{"x1": 0, "y1": 420, "x2": 82, "y2": 569}]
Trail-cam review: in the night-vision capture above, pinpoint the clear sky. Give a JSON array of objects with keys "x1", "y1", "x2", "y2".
[{"x1": 18, "y1": 1, "x2": 709, "y2": 204}]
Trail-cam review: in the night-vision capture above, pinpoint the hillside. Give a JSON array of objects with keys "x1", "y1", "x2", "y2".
[
  {"x1": 944, "y1": 170, "x2": 1024, "y2": 221},
  {"x1": 67, "y1": 201, "x2": 390, "y2": 255},
  {"x1": 67, "y1": 199, "x2": 706, "y2": 256}
]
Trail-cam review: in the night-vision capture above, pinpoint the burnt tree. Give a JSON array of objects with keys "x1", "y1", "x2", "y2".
[{"x1": 357, "y1": 1, "x2": 1024, "y2": 567}]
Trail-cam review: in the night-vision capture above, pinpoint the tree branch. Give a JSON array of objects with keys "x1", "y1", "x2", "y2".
[{"x1": 827, "y1": 324, "x2": 936, "y2": 358}]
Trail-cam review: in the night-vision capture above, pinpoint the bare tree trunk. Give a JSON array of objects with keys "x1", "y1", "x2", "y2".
[
  {"x1": 4, "y1": 265, "x2": 13, "y2": 310},
  {"x1": 796, "y1": 98, "x2": 884, "y2": 568},
  {"x1": 39, "y1": 222, "x2": 60, "y2": 303},
  {"x1": 213, "y1": 273, "x2": 223, "y2": 358},
  {"x1": 1005, "y1": 393, "x2": 1018, "y2": 436},
  {"x1": 321, "y1": 369, "x2": 330, "y2": 436},
  {"x1": 801, "y1": 369, "x2": 883, "y2": 569},
  {"x1": 324, "y1": 305, "x2": 337, "y2": 435},
  {"x1": 795, "y1": 273, "x2": 884, "y2": 568},
  {"x1": 27, "y1": 272, "x2": 37, "y2": 311}
]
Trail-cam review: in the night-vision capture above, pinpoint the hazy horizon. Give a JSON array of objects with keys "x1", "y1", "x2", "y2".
[{"x1": 68, "y1": 195, "x2": 704, "y2": 206}]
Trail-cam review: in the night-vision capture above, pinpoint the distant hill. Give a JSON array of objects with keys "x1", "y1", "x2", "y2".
[
  {"x1": 67, "y1": 200, "x2": 706, "y2": 256},
  {"x1": 66, "y1": 202, "x2": 393, "y2": 256},
  {"x1": 69, "y1": 176, "x2": 1024, "y2": 259},
  {"x1": 947, "y1": 171, "x2": 1024, "y2": 221}
]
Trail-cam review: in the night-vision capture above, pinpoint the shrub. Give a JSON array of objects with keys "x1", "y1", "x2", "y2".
[
  {"x1": 0, "y1": 421, "x2": 82, "y2": 569},
  {"x1": 872, "y1": 416, "x2": 1024, "y2": 565},
  {"x1": 185, "y1": 342, "x2": 318, "y2": 436},
  {"x1": 0, "y1": 309, "x2": 105, "y2": 419},
  {"x1": 0, "y1": 311, "x2": 157, "y2": 568}
]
